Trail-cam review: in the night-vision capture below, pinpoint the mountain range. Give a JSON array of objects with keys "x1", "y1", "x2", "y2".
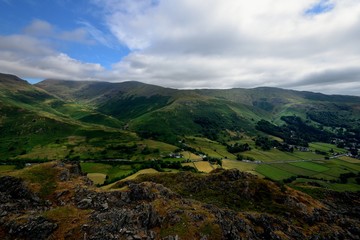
[{"x1": 1, "y1": 72, "x2": 360, "y2": 160}]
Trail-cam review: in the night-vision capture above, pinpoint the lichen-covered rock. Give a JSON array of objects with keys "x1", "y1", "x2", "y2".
[
  {"x1": 0, "y1": 164, "x2": 360, "y2": 240},
  {"x1": 5, "y1": 216, "x2": 57, "y2": 240}
]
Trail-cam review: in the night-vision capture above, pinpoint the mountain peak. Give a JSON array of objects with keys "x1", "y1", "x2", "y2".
[{"x1": 0, "y1": 73, "x2": 29, "y2": 85}]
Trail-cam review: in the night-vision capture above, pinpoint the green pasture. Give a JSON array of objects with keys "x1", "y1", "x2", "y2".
[
  {"x1": 185, "y1": 137, "x2": 236, "y2": 159},
  {"x1": 309, "y1": 142, "x2": 346, "y2": 154},
  {"x1": 80, "y1": 162, "x2": 134, "y2": 182},
  {"x1": 290, "y1": 162, "x2": 329, "y2": 172},
  {"x1": 294, "y1": 178, "x2": 360, "y2": 192},
  {"x1": 0, "y1": 165, "x2": 16, "y2": 173},
  {"x1": 255, "y1": 164, "x2": 294, "y2": 181}
]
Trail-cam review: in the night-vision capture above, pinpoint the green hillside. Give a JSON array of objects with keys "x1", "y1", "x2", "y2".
[
  {"x1": 37, "y1": 77, "x2": 360, "y2": 147},
  {"x1": 1, "y1": 73, "x2": 359, "y2": 165}
]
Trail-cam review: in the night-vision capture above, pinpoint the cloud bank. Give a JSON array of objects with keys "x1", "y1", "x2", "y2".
[
  {"x1": 1, "y1": 0, "x2": 360, "y2": 95},
  {"x1": 98, "y1": 0, "x2": 360, "y2": 94}
]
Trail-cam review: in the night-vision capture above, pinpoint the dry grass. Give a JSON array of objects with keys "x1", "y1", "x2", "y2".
[
  {"x1": 0, "y1": 165, "x2": 16, "y2": 173},
  {"x1": 222, "y1": 160, "x2": 257, "y2": 172},
  {"x1": 87, "y1": 173, "x2": 106, "y2": 185},
  {"x1": 17, "y1": 145, "x2": 68, "y2": 160},
  {"x1": 122, "y1": 168, "x2": 158, "y2": 180},
  {"x1": 194, "y1": 161, "x2": 215, "y2": 173},
  {"x1": 102, "y1": 168, "x2": 158, "y2": 190},
  {"x1": 181, "y1": 151, "x2": 203, "y2": 161},
  {"x1": 43, "y1": 206, "x2": 90, "y2": 240},
  {"x1": 339, "y1": 156, "x2": 360, "y2": 163},
  {"x1": 140, "y1": 139, "x2": 177, "y2": 152}
]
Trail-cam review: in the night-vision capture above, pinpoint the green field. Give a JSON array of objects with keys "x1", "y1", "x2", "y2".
[
  {"x1": 331, "y1": 159, "x2": 360, "y2": 171},
  {"x1": 0, "y1": 165, "x2": 16, "y2": 173},
  {"x1": 80, "y1": 162, "x2": 134, "y2": 182},
  {"x1": 294, "y1": 178, "x2": 360, "y2": 192},
  {"x1": 309, "y1": 142, "x2": 347, "y2": 154},
  {"x1": 185, "y1": 137, "x2": 236, "y2": 159},
  {"x1": 256, "y1": 164, "x2": 294, "y2": 181},
  {"x1": 290, "y1": 162, "x2": 329, "y2": 172},
  {"x1": 271, "y1": 163, "x2": 318, "y2": 176},
  {"x1": 222, "y1": 160, "x2": 257, "y2": 172}
]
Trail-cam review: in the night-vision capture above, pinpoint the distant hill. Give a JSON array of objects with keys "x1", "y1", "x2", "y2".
[
  {"x1": 36, "y1": 77, "x2": 360, "y2": 144},
  {"x1": 1, "y1": 73, "x2": 359, "y2": 159}
]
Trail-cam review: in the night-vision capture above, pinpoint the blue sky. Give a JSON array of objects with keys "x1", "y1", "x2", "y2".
[
  {"x1": 0, "y1": 0, "x2": 360, "y2": 95},
  {"x1": 0, "y1": 0, "x2": 129, "y2": 70},
  {"x1": 305, "y1": 0, "x2": 335, "y2": 15}
]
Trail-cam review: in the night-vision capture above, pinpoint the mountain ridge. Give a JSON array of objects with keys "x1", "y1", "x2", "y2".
[
  {"x1": 36, "y1": 77, "x2": 360, "y2": 98},
  {"x1": 1, "y1": 72, "x2": 359, "y2": 160}
]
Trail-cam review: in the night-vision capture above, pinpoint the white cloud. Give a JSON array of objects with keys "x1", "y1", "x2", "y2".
[
  {"x1": 23, "y1": 19, "x2": 54, "y2": 36},
  {"x1": 90, "y1": 0, "x2": 360, "y2": 95},
  {"x1": 22, "y1": 19, "x2": 95, "y2": 44},
  {"x1": 0, "y1": 34, "x2": 104, "y2": 79}
]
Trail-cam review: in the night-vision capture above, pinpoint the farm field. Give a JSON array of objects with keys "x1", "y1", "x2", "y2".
[
  {"x1": 180, "y1": 151, "x2": 202, "y2": 161},
  {"x1": 331, "y1": 159, "x2": 360, "y2": 171},
  {"x1": 339, "y1": 156, "x2": 360, "y2": 163},
  {"x1": 255, "y1": 165, "x2": 294, "y2": 181},
  {"x1": 193, "y1": 161, "x2": 216, "y2": 173},
  {"x1": 290, "y1": 162, "x2": 329, "y2": 172},
  {"x1": 309, "y1": 142, "x2": 347, "y2": 154},
  {"x1": 102, "y1": 168, "x2": 158, "y2": 190},
  {"x1": 222, "y1": 160, "x2": 257, "y2": 172},
  {"x1": 0, "y1": 165, "x2": 16, "y2": 173},
  {"x1": 271, "y1": 163, "x2": 318, "y2": 176},
  {"x1": 229, "y1": 157, "x2": 359, "y2": 191},
  {"x1": 222, "y1": 160, "x2": 264, "y2": 177},
  {"x1": 239, "y1": 148, "x2": 325, "y2": 162},
  {"x1": 80, "y1": 162, "x2": 134, "y2": 182},
  {"x1": 293, "y1": 178, "x2": 360, "y2": 192},
  {"x1": 139, "y1": 139, "x2": 177, "y2": 153},
  {"x1": 121, "y1": 168, "x2": 158, "y2": 181},
  {"x1": 87, "y1": 173, "x2": 106, "y2": 185},
  {"x1": 185, "y1": 137, "x2": 236, "y2": 159},
  {"x1": 242, "y1": 149, "x2": 302, "y2": 162}
]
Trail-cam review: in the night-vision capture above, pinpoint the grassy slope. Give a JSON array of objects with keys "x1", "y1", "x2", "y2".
[
  {"x1": 36, "y1": 78, "x2": 360, "y2": 147},
  {"x1": 0, "y1": 74, "x2": 134, "y2": 160}
]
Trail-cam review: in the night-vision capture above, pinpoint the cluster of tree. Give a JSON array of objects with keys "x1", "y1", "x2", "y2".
[
  {"x1": 255, "y1": 136, "x2": 276, "y2": 150},
  {"x1": 193, "y1": 111, "x2": 241, "y2": 141},
  {"x1": 141, "y1": 147, "x2": 160, "y2": 155},
  {"x1": 236, "y1": 154, "x2": 255, "y2": 161},
  {"x1": 203, "y1": 156, "x2": 222, "y2": 166},
  {"x1": 256, "y1": 116, "x2": 334, "y2": 147},
  {"x1": 339, "y1": 172, "x2": 360, "y2": 184},
  {"x1": 176, "y1": 141, "x2": 210, "y2": 157},
  {"x1": 307, "y1": 111, "x2": 351, "y2": 128},
  {"x1": 108, "y1": 143, "x2": 138, "y2": 153},
  {"x1": 254, "y1": 136, "x2": 295, "y2": 152},
  {"x1": 315, "y1": 150, "x2": 328, "y2": 155},
  {"x1": 226, "y1": 143, "x2": 251, "y2": 153}
]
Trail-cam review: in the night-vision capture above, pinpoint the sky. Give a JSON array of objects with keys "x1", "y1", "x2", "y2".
[{"x1": 0, "y1": 0, "x2": 360, "y2": 95}]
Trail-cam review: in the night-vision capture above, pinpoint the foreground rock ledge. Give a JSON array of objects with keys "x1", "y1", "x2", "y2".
[{"x1": 0, "y1": 162, "x2": 359, "y2": 240}]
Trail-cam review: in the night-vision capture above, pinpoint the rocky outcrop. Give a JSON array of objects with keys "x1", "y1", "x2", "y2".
[
  {"x1": 74, "y1": 182, "x2": 175, "y2": 239},
  {"x1": 4, "y1": 216, "x2": 57, "y2": 240},
  {"x1": 0, "y1": 176, "x2": 57, "y2": 239},
  {"x1": 0, "y1": 176, "x2": 41, "y2": 214},
  {"x1": 0, "y1": 164, "x2": 359, "y2": 240}
]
